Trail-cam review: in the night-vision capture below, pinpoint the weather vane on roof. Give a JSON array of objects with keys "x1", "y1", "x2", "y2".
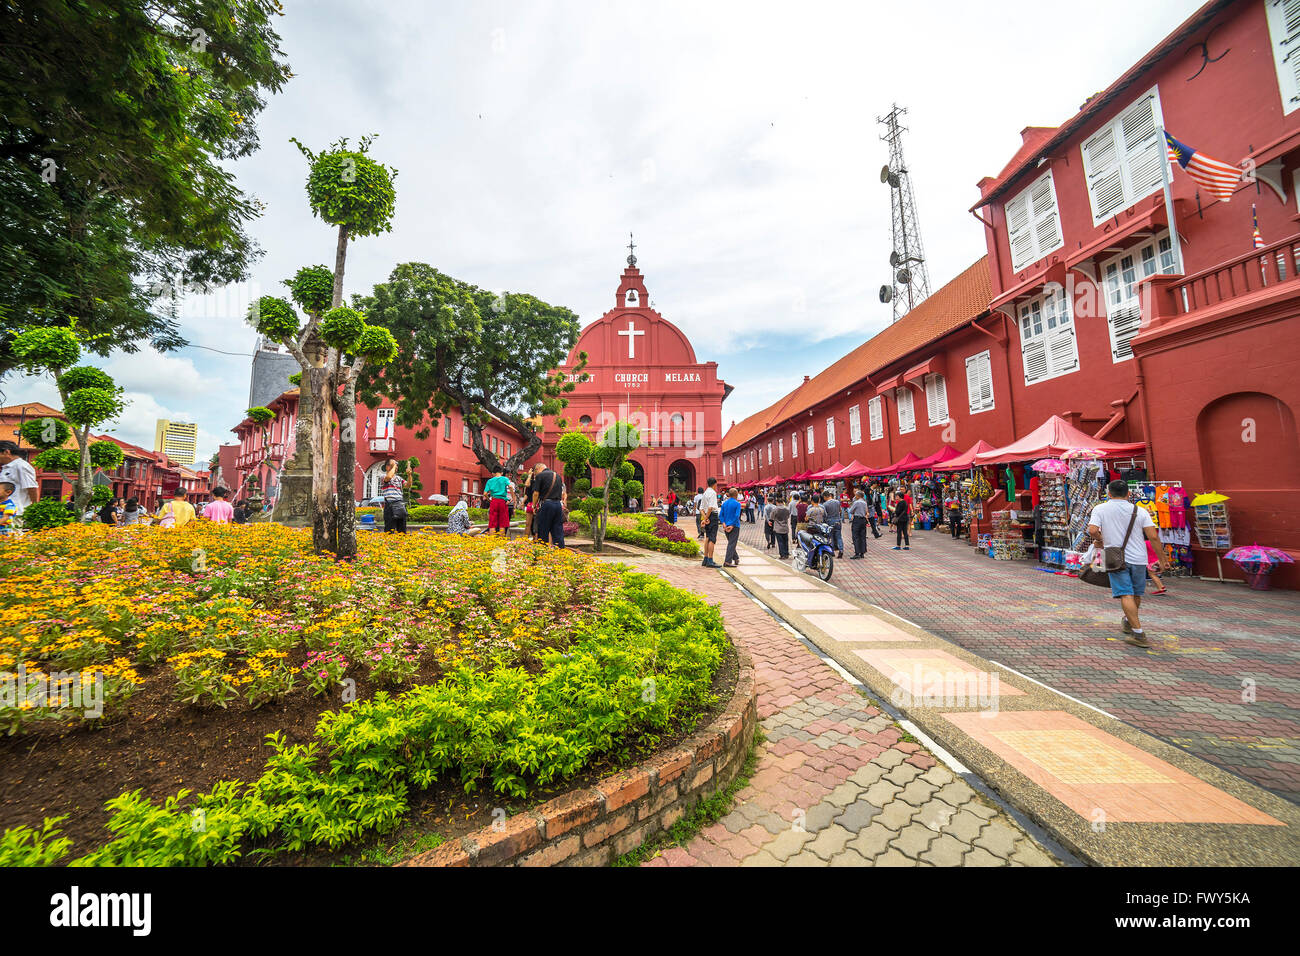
[{"x1": 627, "y1": 231, "x2": 637, "y2": 267}]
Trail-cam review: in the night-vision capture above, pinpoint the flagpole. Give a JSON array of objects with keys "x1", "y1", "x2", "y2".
[{"x1": 1158, "y1": 126, "x2": 1185, "y2": 274}]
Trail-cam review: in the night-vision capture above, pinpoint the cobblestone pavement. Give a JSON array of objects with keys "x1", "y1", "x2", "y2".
[
  {"x1": 603, "y1": 554, "x2": 1059, "y2": 867},
  {"x1": 731, "y1": 518, "x2": 1300, "y2": 803}
]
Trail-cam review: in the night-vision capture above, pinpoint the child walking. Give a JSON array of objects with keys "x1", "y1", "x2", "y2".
[{"x1": 1146, "y1": 539, "x2": 1167, "y2": 595}]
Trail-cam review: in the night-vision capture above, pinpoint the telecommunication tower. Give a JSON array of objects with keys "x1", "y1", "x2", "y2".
[{"x1": 878, "y1": 104, "x2": 931, "y2": 322}]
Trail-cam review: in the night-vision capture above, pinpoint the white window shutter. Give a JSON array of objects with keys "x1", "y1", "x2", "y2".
[
  {"x1": 1030, "y1": 174, "x2": 1063, "y2": 256},
  {"x1": 1022, "y1": 339, "x2": 1050, "y2": 384},
  {"x1": 869, "y1": 397, "x2": 883, "y2": 440},
  {"x1": 1107, "y1": 303, "x2": 1143, "y2": 361},
  {"x1": 792, "y1": 432, "x2": 798, "y2": 458},
  {"x1": 1047, "y1": 326, "x2": 1080, "y2": 375},
  {"x1": 825, "y1": 417, "x2": 835, "y2": 448},
  {"x1": 849, "y1": 405, "x2": 861, "y2": 444},
  {"x1": 1120, "y1": 95, "x2": 1162, "y2": 201},
  {"x1": 1083, "y1": 125, "x2": 1125, "y2": 222},
  {"x1": 978, "y1": 354, "x2": 994, "y2": 411},
  {"x1": 1006, "y1": 192, "x2": 1034, "y2": 271},
  {"x1": 926, "y1": 374, "x2": 948, "y2": 426},
  {"x1": 807, "y1": 425, "x2": 816, "y2": 454},
  {"x1": 1268, "y1": 0, "x2": 1300, "y2": 114},
  {"x1": 896, "y1": 388, "x2": 915, "y2": 434}
]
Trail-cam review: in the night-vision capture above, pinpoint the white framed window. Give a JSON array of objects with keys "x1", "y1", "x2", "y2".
[
  {"x1": 965, "y1": 350, "x2": 995, "y2": 414},
  {"x1": 825, "y1": 417, "x2": 835, "y2": 449},
  {"x1": 1018, "y1": 288, "x2": 1079, "y2": 384},
  {"x1": 376, "y1": 407, "x2": 395, "y2": 438},
  {"x1": 443, "y1": 417, "x2": 452, "y2": 440},
  {"x1": 1005, "y1": 170, "x2": 1064, "y2": 271},
  {"x1": 778, "y1": 438, "x2": 784, "y2": 462},
  {"x1": 1080, "y1": 87, "x2": 1165, "y2": 224},
  {"x1": 462, "y1": 477, "x2": 468, "y2": 493},
  {"x1": 924, "y1": 373, "x2": 949, "y2": 426},
  {"x1": 868, "y1": 396, "x2": 884, "y2": 440},
  {"x1": 895, "y1": 387, "x2": 915, "y2": 434},
  {"x1": 472, "y1": 480, "x2": 479, "y2": 494},
  {"x1": 767, "y1": 442, "x2": 772, "y2": 465},
  {"x1": 1101, "y1": 234, "x2": 1175, "y2": 361},
  {"x1": 806, "y1": 425, "x2": 815, "y2": 454},
  {"x1": 462, "y1": 424, "x2": 471, "y2": 447},
  {"x1": 1267, "y1": 0, "x2": 1300, "y2": 115},
  {"x1": 848, "y1": 405, "x2": 861, "y2": 444},
  {"x1": 792, "y1": 431, "x2": 799, "y2": 458}
]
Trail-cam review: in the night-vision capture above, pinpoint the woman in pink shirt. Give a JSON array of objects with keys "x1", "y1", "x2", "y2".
[{"x1": 205, "y1": 487, "x2": 235, "y2": 524}]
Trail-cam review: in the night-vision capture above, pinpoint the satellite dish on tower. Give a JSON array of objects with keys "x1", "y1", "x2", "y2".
[
  {"x1": 879, "y1": 165, "x2": 891, "y2": 184},
  {"x1": 889, "y1": 251, "x2": 901, "y2": 268},
  {"x1": 896, "y1": 267, "x2": 912, "y2": 285},
  {"x1": 879, "y1": 285, "x2": 894, "y2": 304}
]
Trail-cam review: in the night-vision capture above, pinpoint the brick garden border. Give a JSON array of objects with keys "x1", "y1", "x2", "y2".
[{"x1": 398, "y1": 643, "x2": 757, "y2": 867}]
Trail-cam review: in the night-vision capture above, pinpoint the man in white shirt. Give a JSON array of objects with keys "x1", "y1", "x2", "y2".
[
  {"x1": 1088, "y1": 479, "x2": 1168, "y2": 648},
  {"x1": 699, "y1": 477, "x2": 720, "y2": 568},
  {"x1": 0, "y1": 441, "x2": 38, "y2": 515}
]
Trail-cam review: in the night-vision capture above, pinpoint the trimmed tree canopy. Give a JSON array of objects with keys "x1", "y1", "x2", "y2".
[
  {"x1": 249, "y1": 295, "x2": 300, "y2": 341},
  {"x1": 291, "y1": 135, "x2": 397, "y2": 237},
  {"x1": 285, "y1": 264, "x2": 334, "y2": 315},
  {"x1": 19, "y1": 417, "x2": 71, "y2": 450}
]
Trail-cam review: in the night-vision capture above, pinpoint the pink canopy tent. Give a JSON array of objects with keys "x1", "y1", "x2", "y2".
[
  {"x1": 808, "y1": 461, "x2": 844, "y2": 479},
  {"x1": 866, "y1": 451, "x2": 922, "y2": 477},
  {"x1": 972, "y1": 415, "x2": 1146, "y2": 466},
  {"x1": 909, "y1": 445, "x2": 962, "y2": 469},
  {"x1": 933, "y1": 440, "x2": 997, "y2": 471}
]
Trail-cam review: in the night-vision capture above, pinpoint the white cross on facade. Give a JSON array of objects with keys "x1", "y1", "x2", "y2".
[{"x1": 617, "y1": 319, "x2": 644, "y2": 359}]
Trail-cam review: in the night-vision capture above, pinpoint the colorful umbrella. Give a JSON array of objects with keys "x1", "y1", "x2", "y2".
[
  {"x1": 1224, "y1": 545, "x2": 1294, "y2": 565},
  {"x1": 1030, "y1": 458, "x2": 1069, "y2": 474},
  {"x1": 1191, "y1": 492, "x2": 1230, "y2": 506}
]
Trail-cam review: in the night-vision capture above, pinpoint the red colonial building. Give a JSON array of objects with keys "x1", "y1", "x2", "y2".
[
  {"x1": 537, "y1": 250, "x2": 730, "y2": 500},
  {"x1": 230, "y1": 387, "x2": 527, "y2": 506},
  {"x1": 725, "y1": 0, "x2": 1300, "y2": 586}
]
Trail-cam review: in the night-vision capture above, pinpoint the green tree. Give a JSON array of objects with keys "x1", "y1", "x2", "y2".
[
  {"x1": 0, "y1": 0, "x2": 291, "y2": 378},
  {"x1": 250, "y1": 135, "x2": 398, "y2": 557},
  {"x1": 588, "y1": 421, "x2": 640, "y2": 551},
  {"x1": 356, "y1": 263, "x2": 588, "y2": 477},
  {"x1": 10, "y1": 328, "x2": 126, "y2": 511}
]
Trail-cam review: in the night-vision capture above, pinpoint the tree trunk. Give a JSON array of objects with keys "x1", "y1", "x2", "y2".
[
  {"x1": 71, "y1": 422, "x2": 93, "y2": 512},
  {"x1": 332, "y1": 224, "x2": 349, "y2": 309},
  {"x1": 309, "y1": 364, "x2": 335, "y2": 554},
  {"x1": 333, "y1": 380, "x2": 359, "y2": 560}
]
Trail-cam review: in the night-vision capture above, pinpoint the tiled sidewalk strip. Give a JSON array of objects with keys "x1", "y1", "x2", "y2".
[
  {"x1": 624, "y1": 560, "x2": 1058, "y2": 867},
  {"x1": 723, "y1": 540, "x2": 1300, "y2": 866}
]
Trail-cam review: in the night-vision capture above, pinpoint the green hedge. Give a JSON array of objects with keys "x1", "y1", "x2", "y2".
[
  {"x1": 569, "y1": 511, "x2": 700, "y2": 558},
  {"x1": 356, "y1": 505, "x2": 488, "y2": 523},
  {"x1": 12, "y1": 573, "x2": 725, "y2": 866}
]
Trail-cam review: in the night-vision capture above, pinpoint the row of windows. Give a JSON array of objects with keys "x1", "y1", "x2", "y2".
[{"x1": 374, "y1": 410, "x2": 511, "y2": 458}]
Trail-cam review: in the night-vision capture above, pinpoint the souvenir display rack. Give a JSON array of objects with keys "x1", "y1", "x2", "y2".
[
  {"x1": 1036, "y1": 473, "x2": 1070, "y2": 567},
  {"x1": 990, "y1": 510, "x2": 1027, "y2": 560}
]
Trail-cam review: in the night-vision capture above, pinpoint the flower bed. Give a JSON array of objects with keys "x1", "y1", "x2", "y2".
[
  {"x1": 0, "y1": 524, "x2": 726, "y2": 864},
  {"x1": 568, "y1": 512, "x2": 700, "y2": 558}
]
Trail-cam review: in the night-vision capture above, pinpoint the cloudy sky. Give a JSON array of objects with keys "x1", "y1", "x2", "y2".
[{"x1": 11, "y1": 0, "x2": 1205, "y2": 464}]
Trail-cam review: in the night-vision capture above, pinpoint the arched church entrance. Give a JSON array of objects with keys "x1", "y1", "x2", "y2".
[{"x1": 667, "y1": 458, "x2": 696, "y2": 496}]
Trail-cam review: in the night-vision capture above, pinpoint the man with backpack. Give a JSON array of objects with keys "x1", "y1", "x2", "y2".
[{"x1": 1087, "y1": 480, "x2": 1168, "y2": 648}]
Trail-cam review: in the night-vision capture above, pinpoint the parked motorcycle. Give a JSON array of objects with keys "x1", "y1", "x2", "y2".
[{"x1": 792, "y1": 522, "x2": 835, "y2": 582}]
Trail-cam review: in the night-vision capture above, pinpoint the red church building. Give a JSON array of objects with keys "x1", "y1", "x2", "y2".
[{"x1": 538, "y1": 247, "x2": 730, "y2": 500}]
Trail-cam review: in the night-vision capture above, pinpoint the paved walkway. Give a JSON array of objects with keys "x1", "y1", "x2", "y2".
[
  {"x1": 684, "y1": 526, "x2": 1300, "y2": 864},
  {"x1": 595, "y1": 553, "x2": 1061, "y2": 867},
  {"x1": 731, "y1": 517, "x2": 1300, "y2": 803}
]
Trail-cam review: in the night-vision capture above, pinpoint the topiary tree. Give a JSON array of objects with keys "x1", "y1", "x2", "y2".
[
  {"x1": 247, "y1": 134, "x2": 399, "y2": 557},
  {"x1": 573, "y1": 478, "x2": 591, "y2": 497},
  {"x1": 18, "y1": 498, "x2": 75, "y2": 532},
  {"x1": 588, "y1": 420, "x2": 640, "y2": 551},
  {"x1": 554, "y1": 431, "x2": 594, "y2": 483},
  {"x1": 9, "y1": 328, "x2": 126, "y2": 511},
  {"x1": 89, "y1": 484, "x2": 113, "y2": 509},
  {"x1": 616, "y1": 461, "x2": 635, "y2": 482},
  {"x1": 624, "y1": 479, "x2": 644, "y2": 507}
]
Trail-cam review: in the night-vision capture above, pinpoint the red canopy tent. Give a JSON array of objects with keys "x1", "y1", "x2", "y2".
[
  {"x1": 835, "y1": 459, "x2": 872, "y2": 478},
  {"x1": 933, "y1": 440, "x2": 997, "y2": 471},
  {"x1": 866, "y1": 451, "x2": 922, "y2": 477},
  {"x1": 909, "y1": 445, "x2": 962, "y2": 469},
  {"x1": 808, "y1": 461, "x2": 844, "y2": 479},
  {"x1": 972, "y1": 415, "x2": 1145, "y2": 466},
  {"x1": 761, "y1": 475, "x2": 786, "y2": 487}
]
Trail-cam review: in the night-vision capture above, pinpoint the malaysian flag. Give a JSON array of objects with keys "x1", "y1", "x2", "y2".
[
  {"x1": 1253, "y1": 203, "x2": 1266, "y2": 250},
  {"x1": 1164, "y1": 131, "x2": 1241, "y2": 203}
]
